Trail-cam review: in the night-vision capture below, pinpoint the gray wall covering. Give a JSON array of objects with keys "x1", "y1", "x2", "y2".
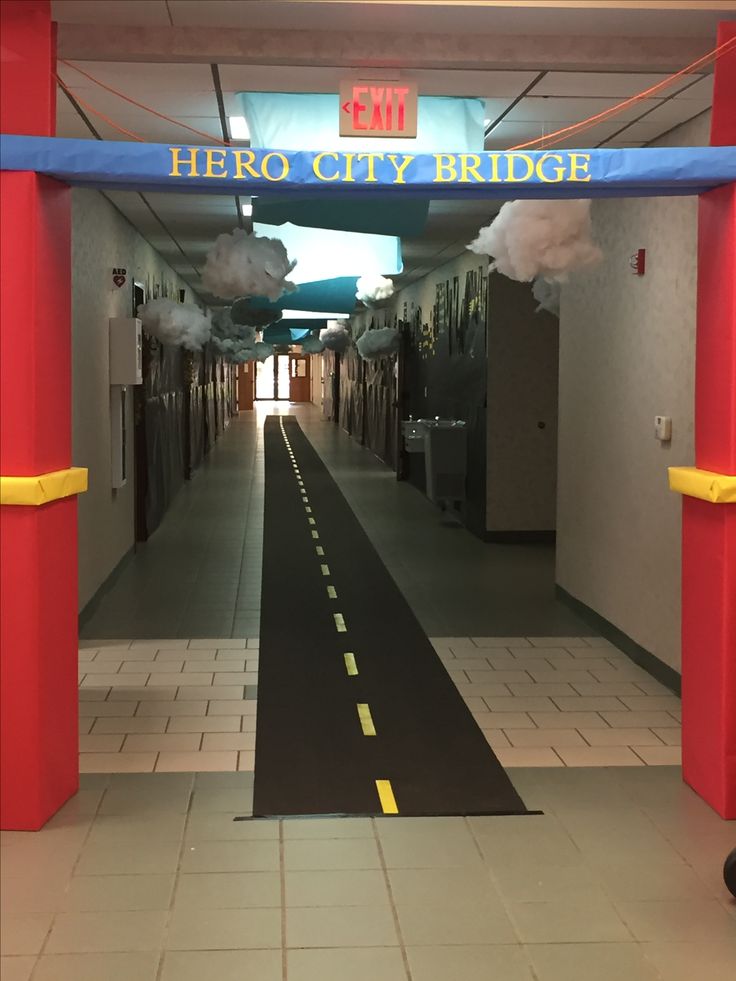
[
  {"x1": 556, "y1": 112, "x2": 710, "y2": 672},
  {"x1": 486, "y1": 274, "x2": 559, "y2": 534},
  {"x1": 71, "y1": 189, "x2": 196, "y2": 611}
]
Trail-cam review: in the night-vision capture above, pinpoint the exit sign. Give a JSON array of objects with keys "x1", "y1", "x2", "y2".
[{"x1": 339, "y1": 79, "x2": 418, "y2": 138}]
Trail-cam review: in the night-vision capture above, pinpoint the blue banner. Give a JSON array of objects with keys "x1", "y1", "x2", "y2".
[{"x1": 1, "y1": 135, "x2": 734, "y2": 198}]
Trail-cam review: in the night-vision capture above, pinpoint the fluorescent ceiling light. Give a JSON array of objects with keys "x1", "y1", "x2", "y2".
[
  {"x1": 229, "y1": 115, "x2": 250, "y2": 140},
  {"x1": 282, "y1": 310, "x2": 352, "y2": 319}
]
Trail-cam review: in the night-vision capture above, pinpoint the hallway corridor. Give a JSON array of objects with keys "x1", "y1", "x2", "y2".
[{"x1": 81, "y1": 404, "x2": 588, "y2": 641}]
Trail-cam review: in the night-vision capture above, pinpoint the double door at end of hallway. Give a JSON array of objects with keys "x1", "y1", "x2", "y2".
[{"x1": 255, "y1": 353, "x2": 311, "y2": 402}]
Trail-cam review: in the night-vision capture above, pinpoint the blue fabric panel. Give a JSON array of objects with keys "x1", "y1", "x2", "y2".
[{"x1": 2, "y1": 136, "x2": 734, "y2": 198}]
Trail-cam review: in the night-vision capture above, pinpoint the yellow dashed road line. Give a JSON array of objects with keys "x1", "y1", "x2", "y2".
[
  {"x1": 320, "y1": 564, "x2": 330, "y2": 576},
  {"x1": 376, "y1": 780, "x2": 399, "y2": 814},
  {"x1": 344, "y1": 652, "x2": 358, "y2": 676},
  {"x1": 334, "y1": 612, "x2": 346, "y2": 631},
  {"x1": 327, "y1": 585, "x2": 337, "y2": 599},
  {"x1": 357, "y1": 703, "x2": 376, "y2": 736}
]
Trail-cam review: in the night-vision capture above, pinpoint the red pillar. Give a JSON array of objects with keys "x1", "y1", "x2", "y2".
[
  {"x1": 0, "y1": 1, "x2": 79, "y2": 829},
  {"x1": 681, "y1": 22, "x2": 736, "y2": 819}
]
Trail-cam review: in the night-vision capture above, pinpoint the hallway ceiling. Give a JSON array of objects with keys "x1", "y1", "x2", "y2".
[{"x1": 51, "y1": 0, "x2": 724, "y2": 302}]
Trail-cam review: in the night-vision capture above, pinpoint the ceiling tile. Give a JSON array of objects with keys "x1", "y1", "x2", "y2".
[
  {"x1": 52, "y1": 0, "x2": 170, "y2": 25},
  {"x1": 504, "y1": 96, "x2": 662, "y2": 124},
  {"x1": 531, "y1": 71, "x2": 705, "y2": 99}
]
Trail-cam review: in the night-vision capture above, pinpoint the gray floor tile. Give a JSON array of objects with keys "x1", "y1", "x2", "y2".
[
  {"x1": 528, "y1": 942, "x2": 660, "y2": 981},
  {"x1": 396, "y1": 902, "x2": 517, "y2": 945},
  {"x1": 286, "y1": 905, "x2": 399, "y2": 947},
  {"x1": 61, "y1": 874, "x2": 174, "y2": 911},
  {"x1": 179, "y1": 839, "x2": 280, "y2": 873},
  {"x1": 174, "y1": 871, "x2": 281, "y2": 908},
  {"x1": 285, "y1": 869, "x2": 389, "y2": 907},
  {"x1": 407, "y1": 945, "x2": 534, "y2": 981},
  {"x1": 160, "y1": 950, "x2": 282, "y2": 981},
  {"x1": 288, "y1": 947, "x2": 407, "y2": 981},
  {"x1": 45, "y1": 911, "x2": 168, "y2": 953},
  {"x1": 0, "y1": 957, "x2": 36, "y2": 981},
  {"x1": 0, "y1": 914, "x2": 53, "y2": 955},
  {"x1": 165, "y1": 907, "x2": 281, "y2": 949},
  {"x1": 32, "y1": 952, "x2": 159, "y2": 981},
  {"x1": 508, "y1": 897, "x2": 632, "y2": 943}
]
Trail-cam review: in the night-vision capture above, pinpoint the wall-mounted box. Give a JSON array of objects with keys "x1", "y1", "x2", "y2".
[{"x1": 109, "y1": 317, "x2": 142, "y2": 385}]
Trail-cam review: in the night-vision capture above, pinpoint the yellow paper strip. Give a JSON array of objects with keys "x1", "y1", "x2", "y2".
[
  {"x1": 357, "y1": 703, "x2": 376, "y2": 736},
  {"x1": 344, "y1": 652, "x2": 358, "y2": 676},
  {"x1": 316, "y1": 546, "x2": 325, "y2": 556},
  {"x1": 320, "y1": 564, "x2": 330, "y2": 576},
  {"x1": 668, "y1": 466, "x2": 736, "y2": 504},
  {"x1": 375, "y1": 779, "x2": 399, "y2": 815},
  {"x1": 1, "y1": 467, "x2": 89, "y2": 507},
  {"x1": 334, "y1": 613, "x2": 346, "y2": 632},
  {"x1": 327, "y1": 585, "x2": 337, "y2": 599},
  {"x1": 312, "y1": 530, "x2": 320, "y2": 539}
]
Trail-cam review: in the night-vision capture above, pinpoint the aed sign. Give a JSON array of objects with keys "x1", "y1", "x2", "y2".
[{"x1": 339, "y1": 79, "x2": 418, "y2": 138}]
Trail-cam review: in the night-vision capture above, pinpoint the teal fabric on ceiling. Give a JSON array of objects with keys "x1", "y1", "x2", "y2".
[
  {"x1": 252, "y1": 195, "x2": 429, "y2": 237},
  {"x1": 250, "y1": 277, "x2": 358, "y2": 315}
]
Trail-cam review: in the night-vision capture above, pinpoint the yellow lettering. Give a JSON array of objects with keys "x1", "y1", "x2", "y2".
[
  {"x1": 357, "y1": 152, "x2": 383, "y2": 182},
  {"x1": 506, "y1": 153, "x2": 534, "y2": 182},
  {"x1": 568, "y1": 153, "x2": 592, "y2": 182},
  {"x1": 232, "y1": 149, "x2": 260, "y2": 180},
  {"x1": 169, "y1": 147, "x2": 200, "y2": 177},
  {"x1": 459, "y1": 154, "x2": 483, "y2": 183},
  {"x1": 387, "y1": 153, "x2": 414, "y2": 184},
  {"x1": 434, "y1": 154, "x2": 457, "y2": 183},
  {"x1": 343, "y1": 152, "x2": 356, "y2": 183},
  {"x1": 204, "y1": 148, "x2": 228, "y2": 178},
  {"x1": 535, "y1": 153, "x2": 566, "y2": 183},
  {"x1": 487, "y1": 154, "x2": 501, "y2": 183},
  {"x1": 313, "y1": 151, "x2": 340, "y2": 182},
  {"x1": 262, "y1": 152, "x2": 289, "y2": 182}
]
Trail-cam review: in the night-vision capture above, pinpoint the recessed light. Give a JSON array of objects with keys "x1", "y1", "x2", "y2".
[{"x1": 229, "y1": 115, "x2": 250, "y2": 140}]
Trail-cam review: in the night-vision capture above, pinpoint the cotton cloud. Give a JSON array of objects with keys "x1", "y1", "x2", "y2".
[
  {"x1": 532, "y1": 278, "x2": 561, "y2": 316},
  {"x1": 468, "y1": 199, "x2": 602, "y2": 282},
  {"x1": 320, "y1": 321, "x2": 350, "y2": 353},
  {"x1": 301, "y1": 334, "x2": 325, "y2": 354},
  {"x1": 202, "y1": 229, "x2": 297, "y2": 300},
  {"x1": 356, "y1": 326, "x2": 400, "y2": 360},
  {"x1": 356, "y1": 274, "x2": 395, "y2": 306},
  {"x1": 137, "y1": 298, "x2": 211, "y2": 351}
]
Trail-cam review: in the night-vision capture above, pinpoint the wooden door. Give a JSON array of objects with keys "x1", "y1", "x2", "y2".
[
  {"x1": 237, "y1": 362, "x2": 254, "y2": 410},
  {"x1": 289, "y1": 353, "x2": 311, "y2": 402}
]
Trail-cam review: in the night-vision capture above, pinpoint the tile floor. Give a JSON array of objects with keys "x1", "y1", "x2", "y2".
[
  {"x1": 78, "y1": 635, "x2": 680, "y2": 773},
  {"x1": 2, "y1": 769, "x2": 734, "y2": 981}
]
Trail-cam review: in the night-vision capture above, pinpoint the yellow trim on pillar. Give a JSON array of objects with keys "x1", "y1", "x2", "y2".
[
  {"x1": 0, "y1": 467, "x2": 88, "y2": 506},
  {"x1": 668, "y1": 467, "x2": 736, "y2": 504}
]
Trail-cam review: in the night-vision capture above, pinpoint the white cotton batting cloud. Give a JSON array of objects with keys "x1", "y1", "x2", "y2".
[
  {"x1": 356, "y1": 274, "x2": 395, "y2": 306},
  {"x1": 137, "y1": 298, "x2": 212, "y2": 351},
  {"x1": 356, "y1": 326, "x2": 400, "y2": 360},
  {"x1": 532, "y1": 278, "x2": 561, "y2": 317},
  {"x1": 210, "y1": 308, "x2": 259, "y2": 360},
  {"x1": 320, "y1": 321, "x2": 350, "y2": 353},
  {"x1": 468, "y1": 199, "x2": 602, "y2": 282},
  {"x1": 202, "y1": 229, "x2": 297, "y2": 301},
  {"x1": 301, "y1": 335, "x2": 325, "y2": 354},
  {"x1": 255, "y1": 341, "x2": 274, "y2": 362}
]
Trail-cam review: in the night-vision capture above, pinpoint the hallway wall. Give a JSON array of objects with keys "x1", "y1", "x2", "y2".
[
  {"x1": 71, "y1": 189, "x2": 197, "y2": 611},
  {"x1": 556, "y1": 111, "x2": 710, "y2": 673}
]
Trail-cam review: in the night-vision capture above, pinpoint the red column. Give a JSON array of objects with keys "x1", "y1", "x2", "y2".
[
  {"x1": 0, "y1": 1, "x2": 78, "y2": 829},
  {"x1": 681, "y1": 22, "x2": 736, "y2": 819}
]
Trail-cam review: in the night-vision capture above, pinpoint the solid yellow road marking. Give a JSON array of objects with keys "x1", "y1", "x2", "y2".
[
  {"x1": 320, "y1": 564, "x2": 330, "y2": 576},
  {"x1": 344, "y1": 652, "x2": 358, "y2": 676},
  {"x1": 376, "y1": 780, "x2": 399, "y2": 814},
  {"x1": 316, "y1": 546, "x2": 324, "y2": 556},
  {"x1": 334, "y1": 613, "x2": 346, "y2": 632},
  {"x1": 327, "y1": 585, "x2": 337, "y2": 599},
  {"x1": 357, "y1": 703, "x2": 376, "y2": 736}
]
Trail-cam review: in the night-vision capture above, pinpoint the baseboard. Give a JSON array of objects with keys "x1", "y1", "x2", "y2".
[
  {"x1": 484, "y1": 530, "x2": 556, "y2": 545},
  {"x1": 78, "y1": 546, "x2": 136, "y2": 630},
  {"x1": 556, "y1": 585, "x2": 681, "y2": 696}
]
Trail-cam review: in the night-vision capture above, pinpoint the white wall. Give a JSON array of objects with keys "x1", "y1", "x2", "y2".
[
  {"x1": 72, "y1": 189, "x2": 196, "y2": 610},
  {"x1": 556, "y1": 112, "x2": 710, "y2": 672}
]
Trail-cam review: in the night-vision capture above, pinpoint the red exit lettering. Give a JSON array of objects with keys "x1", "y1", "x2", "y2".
[{"x1": 340, "y1": 80, "x2": 417, "y2": 138}]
